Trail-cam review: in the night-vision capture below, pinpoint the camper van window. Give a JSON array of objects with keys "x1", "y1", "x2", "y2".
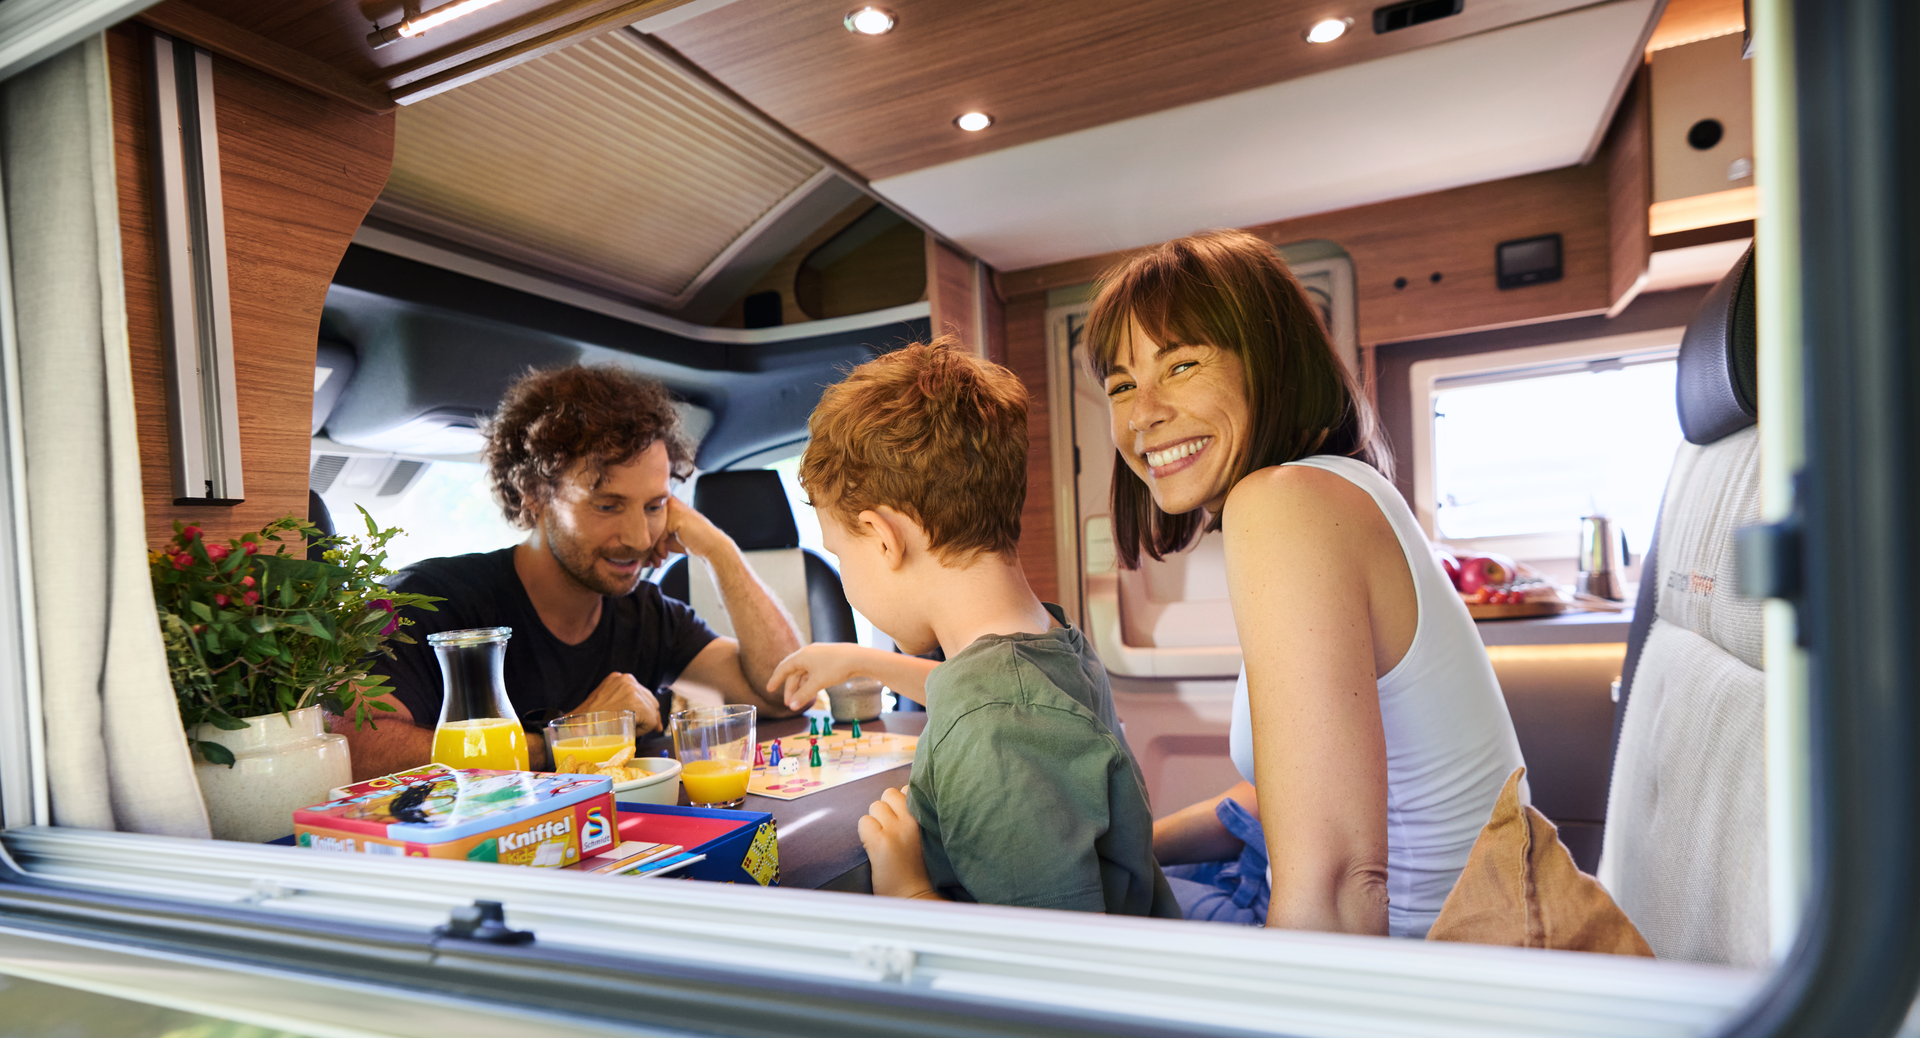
[
  {"x1": 317, "y1": 459, "x2": 522, "y2": 572},
  {"x1": 1428, "y1": 354, "x2": 1681, "y2": 571}
]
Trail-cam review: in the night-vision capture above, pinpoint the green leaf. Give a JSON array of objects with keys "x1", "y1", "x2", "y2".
[
  {"x1": 195, "y1": 739, "x2": 236, "y2": 767},
  {"x1": 206, "y1": 713, "x2": 250, "y2": 731},
  {"x1": 188, "y1": 600, "x2": 213, "y2": 622},
  {"x1": 369, "y1": 699, "x2": 396, "y2": 711}
]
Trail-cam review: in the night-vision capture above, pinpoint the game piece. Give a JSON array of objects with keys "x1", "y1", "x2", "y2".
[
  {"x1": 850, "y1": 718, "x2": 861, "y2": 739},
  {"x1": 809, "y1": 739, "x2": 822, "y2": 768},
  {"x1": 821, "y1": 714, "x2": 835, "y2": 736},
  {"x1": 744, "y1": 731, "x2": 918, "y2": 800},
  {"x1": 808, "y1": 717, "x2": 819, "y2": 737},
  {"x1": 753, "y1": 743, "x2": 766, "y2": 767}
]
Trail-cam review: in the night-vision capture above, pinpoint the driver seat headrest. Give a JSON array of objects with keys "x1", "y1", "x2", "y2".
[
  {"x1": 691, "y1": 469, "x2": 800, "y2": 551},
  {"x1": 1676, "y1": 245, "x2": 1758, "y2": 445}
]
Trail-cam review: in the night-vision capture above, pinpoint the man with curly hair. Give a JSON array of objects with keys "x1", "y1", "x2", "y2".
[{"x1": 338, "y1": 365, "x2": 802, "y2": 780}]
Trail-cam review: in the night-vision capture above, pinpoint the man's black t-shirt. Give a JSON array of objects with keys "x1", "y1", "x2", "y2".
[{"x1": 372, "y1": 548, "x2": 719, "y2": 731}]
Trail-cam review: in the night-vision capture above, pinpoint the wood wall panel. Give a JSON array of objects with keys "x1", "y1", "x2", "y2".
[
  {"x1": 108, "y1": 26, "x2": 395, "y2": 550},
  {"x1": 1606, "y1": 66, "x2": 1653, "y2": 312},
  {"x1": 1000, "y1": 158, "x2": 1616, "y2": 346},
  {"x1": 926, "y1": 238, "x2": 975, "y2": 347},
  {"x1": 1002, "y1": 293, "x2": 1055, "y2": 604}
]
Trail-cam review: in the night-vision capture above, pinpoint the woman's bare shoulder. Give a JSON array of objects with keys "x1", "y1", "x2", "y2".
[{"x1": 1223, "y1": 463, "x2": 1379, "y2": 526}]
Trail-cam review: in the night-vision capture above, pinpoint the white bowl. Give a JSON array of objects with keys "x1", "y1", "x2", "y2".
[
  {"x1": 611, "y1": 756, "x2": 682, "y2": 805},
  {"x1": 828, "y1": 677, "x2": 885, "y2": 721}
]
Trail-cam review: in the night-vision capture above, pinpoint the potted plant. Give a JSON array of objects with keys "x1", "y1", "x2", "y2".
[{"x1": 150, "y1": 511, "x2": 438, "y2": 842}]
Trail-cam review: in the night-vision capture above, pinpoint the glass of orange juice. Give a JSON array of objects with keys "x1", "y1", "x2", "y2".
[
  {"x1": 671, "y1": 704, "x2": 755, "y2": 808},
  {"x1": 546, "y1": 710, "x2": 635, "y2": 773},
  {"x1": 427, "y1": 627, "x2": 530, "y2": 772}
]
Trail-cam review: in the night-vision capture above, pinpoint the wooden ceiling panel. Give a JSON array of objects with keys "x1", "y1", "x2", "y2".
[{"x1": 654, "y1": 0, "x2": 1608, "y2": 181}]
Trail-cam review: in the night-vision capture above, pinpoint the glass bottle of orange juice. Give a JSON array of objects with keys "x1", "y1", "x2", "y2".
[{"x1": 427, "y1": 627, "x2": 529, "y2": 772}]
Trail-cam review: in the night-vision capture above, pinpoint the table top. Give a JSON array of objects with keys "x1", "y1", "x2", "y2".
[
  {"x1": 1474, "y1": 607, "x2": 1634, "y2": 646},
  {"x1": 648, "y1": 710, "x2": 926, "y2": 892}
]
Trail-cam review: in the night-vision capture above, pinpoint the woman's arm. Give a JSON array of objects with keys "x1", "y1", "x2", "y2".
[
  {"x1": 1224, "y1": 466, "x2": 1396, "y2": 936},
  {"x1": 1152, "y1": 781, "x2": 1259, "y2": 865}
]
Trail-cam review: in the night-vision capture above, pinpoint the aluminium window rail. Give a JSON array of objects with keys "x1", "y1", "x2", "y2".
[{"x1": 0, "y1": 826, "x2": 1757, "y2": 1038}]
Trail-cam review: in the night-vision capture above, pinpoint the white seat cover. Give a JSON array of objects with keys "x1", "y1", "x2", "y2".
[
  {"x1": 1599, "y1": 424, "x2": 1766, "y2": 967},
  {"x1": 688, "y1": 549, "x2": 812, "y2": 643}
]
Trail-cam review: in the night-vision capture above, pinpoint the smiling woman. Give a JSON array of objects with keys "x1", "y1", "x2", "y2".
[{"x1": 1087, "y1": 231, "x2": 1525, "y2": 938}]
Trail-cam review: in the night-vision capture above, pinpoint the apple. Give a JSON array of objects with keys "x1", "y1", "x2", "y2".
[
  {"x1": 1454, "y1": 553, "x2": 1517, "y2": 594},
  {"x1": 1434, "y1": 548, "x2": 1461, "y2": 588}
]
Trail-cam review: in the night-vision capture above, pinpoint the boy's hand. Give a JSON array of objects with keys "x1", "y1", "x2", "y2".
[
  {"x1": 858, "y1": 786, "x2": 942, "y2": 901},
  {"x1": 768, "y1": 642, "x2": 883, "y2": 712}
]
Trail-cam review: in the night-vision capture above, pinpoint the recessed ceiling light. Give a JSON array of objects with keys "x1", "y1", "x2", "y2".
[
  {"x1": 844, "y1": 6, "x2": 896, "y2": 34},
  {"x1": 954, "y1": 111, "x2": 993, "y2": 132},
  {"x1": 1305, "y1": 17, "x2": 1350, "y2": 43}
]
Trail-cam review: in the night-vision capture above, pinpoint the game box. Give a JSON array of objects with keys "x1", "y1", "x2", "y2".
[
  {"x1": 292, "y1": 766, "x2": 617, "y2": 867},
  {"x1": 594, "y1": 802, "x2": 779, "y2": 886}
]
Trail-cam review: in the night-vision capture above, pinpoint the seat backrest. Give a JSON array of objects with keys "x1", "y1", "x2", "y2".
[
  {"x1": 658, "y1": 470, "x2": 857, "y2": 644},
  {"x1": 1598, "y1": 247, "x2": 1767, "y2": 967}
]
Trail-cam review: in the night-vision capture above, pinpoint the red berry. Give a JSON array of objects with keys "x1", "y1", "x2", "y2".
[
  {"x1": 170, "y1": 553, "x2": 192, "y2": 570},
  {"x1": 214, "y1": 594, "x2": 230, "y2": 607},
  {"x1": 206, "y1": 544, "x2": 230, "y2": 562},
  {"x1": 181, "y1": 525, "x2": 202, "y2": 542},
  {"x1": 241, "y1": 575, "x2": 255, "y2": 588},
  {"x1": 243, "y1": 542, "x2": 258, "y2": 555},
  {"x1": 242, "y1": 591, "x2": 260, "y2": 606}
]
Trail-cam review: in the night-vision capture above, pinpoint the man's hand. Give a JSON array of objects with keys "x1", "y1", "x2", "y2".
[
  {"x1": 647, "y1": 496, "x2": 734, "y2": 566},
  {"x1": 767, "y1": 643, "x2": 888, "y2": 713},
  {"x1": 575, "y1": 671, "x2": 663, "y2": 734},
  {"x1": 858, "y1": 786, "x2": 943, "y2": 901}
]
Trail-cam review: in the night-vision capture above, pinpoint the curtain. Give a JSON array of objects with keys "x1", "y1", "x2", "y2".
[{"x1": 0, "y1": 35, "x2": 208, "y2": 837}]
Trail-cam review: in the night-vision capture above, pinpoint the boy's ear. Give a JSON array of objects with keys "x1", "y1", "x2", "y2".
[{"x1": 859, "y1": 508, "x2": 913, "y2": 571}]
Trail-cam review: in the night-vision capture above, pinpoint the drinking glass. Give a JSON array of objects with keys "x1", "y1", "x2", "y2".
[
  {"x1": 427, "y1": 627, "x2": 529, "y2": 772},
  {"x1": 671, "y1": 704, "x2": 756, "y2": 808},
  {"x1": 546, "y1": 710, "x2": 636, "y2": 773}
]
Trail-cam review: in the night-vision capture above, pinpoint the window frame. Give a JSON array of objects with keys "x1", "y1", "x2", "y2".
[
  {"x1": 7, "y1": 0, "x2": 1920, "y2": 1035},
  {"x1": 1408, "y1": 327, "x2": 1686, "y2": 557}
]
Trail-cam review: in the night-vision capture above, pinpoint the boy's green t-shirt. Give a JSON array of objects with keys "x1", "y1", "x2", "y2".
[{"x1": 907, "y1": 606, "x2": 1180, "y2": 918}]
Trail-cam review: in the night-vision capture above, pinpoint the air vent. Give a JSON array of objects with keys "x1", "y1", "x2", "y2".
[
  {"x1": 1373, "y1": 0, "x2": 1463, "y2": 33},
  {"x1": 378, "y1": 460, "x2": 426, "y2": 497},
  {"x1": 309, "y1": 454, "x2": 348, "y2": 493}
]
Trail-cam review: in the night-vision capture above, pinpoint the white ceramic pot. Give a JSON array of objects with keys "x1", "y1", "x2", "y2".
[{"x1": 191, "y1": 705, "x2": 351, "y2": 843}]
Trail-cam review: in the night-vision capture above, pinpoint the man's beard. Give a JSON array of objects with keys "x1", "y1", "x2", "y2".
[{"x1": 543, "y1": 515, "x2": 645, "y2": 597}]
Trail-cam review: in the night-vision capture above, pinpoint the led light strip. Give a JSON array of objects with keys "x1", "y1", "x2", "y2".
[{"x1": 367, "y1": 0, "x2": 509, "y2": 49}]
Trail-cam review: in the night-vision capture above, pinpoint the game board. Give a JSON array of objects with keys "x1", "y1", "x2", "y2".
[{"x1": 747, "y1": 730, "x2": 918, "y2": 800}]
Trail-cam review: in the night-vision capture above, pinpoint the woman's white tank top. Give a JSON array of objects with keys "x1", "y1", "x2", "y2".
[{"x1": 1229, "y1": 454, "x2": 1527, "y2": 939}]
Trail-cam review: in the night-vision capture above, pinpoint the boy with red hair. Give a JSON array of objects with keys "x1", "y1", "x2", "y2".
[{"x1": 773, "y1": 340, "x2": 1176, "y2": 916}]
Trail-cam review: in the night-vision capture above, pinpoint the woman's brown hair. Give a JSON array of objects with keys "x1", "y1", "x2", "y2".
[{"x1": 1086, "y1": 229, "x2": 1389, "y2": 568}]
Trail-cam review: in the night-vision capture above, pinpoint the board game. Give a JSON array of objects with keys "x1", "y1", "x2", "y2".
[{"x1": 747, "y1": 729, "x2": 917, "y2": 800}]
